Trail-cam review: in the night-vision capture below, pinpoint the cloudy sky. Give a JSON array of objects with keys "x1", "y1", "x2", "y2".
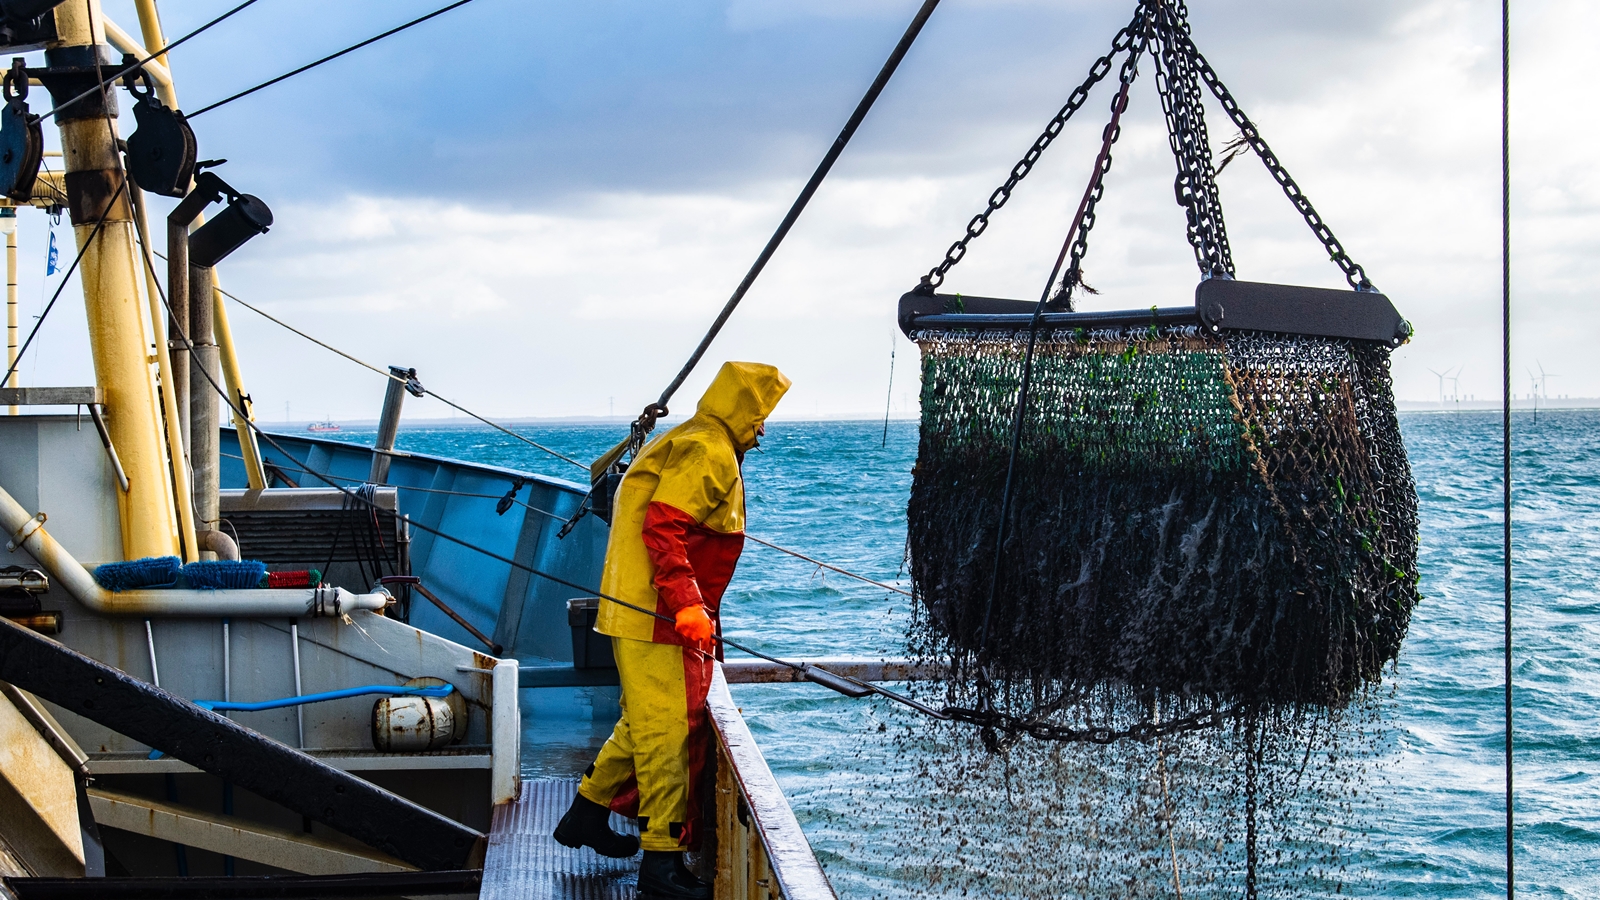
[{"x1": 13, "y1": 0, "x2": 1597, "y2": 421}]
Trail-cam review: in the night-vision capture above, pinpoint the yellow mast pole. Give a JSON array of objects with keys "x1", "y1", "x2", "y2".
[
  {"x1": 130, "y1": 185, "x2": 198, "y2": 560},
  {"x1": 133, "y1": 0, "x2": 268, "y2": 492},
  {"x1": 4, "y1": 208, "x2": 15, "y2": 415},
  {"x1": 51, "y1": 0, "x2": 179, "y2": 560}
]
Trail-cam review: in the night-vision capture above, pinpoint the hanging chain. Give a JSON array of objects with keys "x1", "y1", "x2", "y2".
[
  {"x1": 1152, "y1": 1, "x2": 1234, "y2": 280},
  {"x1": 1054, "y1": 26, "x2": 1150, "y2": 306},
  {"x1": 921, "y1": 8, "x2": 1147, "y2": 291},
  {"x1": 1172, "y1": 29, "x2": 1375, "y2": 290}
]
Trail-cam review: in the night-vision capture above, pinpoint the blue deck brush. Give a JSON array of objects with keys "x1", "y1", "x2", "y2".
[
  {"x1": 183, "y1": 560, "x2": 268, "y2": 590},
  {"x1": 93, "y1": 556, "x2": 182, "y2": 592}
]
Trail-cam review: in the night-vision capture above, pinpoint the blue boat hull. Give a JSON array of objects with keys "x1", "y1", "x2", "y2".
[{"x1": 220, "y1": 428, "x2": 609, "y2": 664}]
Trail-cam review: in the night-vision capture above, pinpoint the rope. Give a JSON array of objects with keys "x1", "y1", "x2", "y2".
[
  {"x1": 203, "y1": 276, "x2": 586, "y2": 469},
  {"x1": 33, "y1": 0, "x2": 262, "y2": 122},
  {"x1": 187, "y1": 0, "x2": 479, "y2": 119},
  {"x1": 0, "y1": 180, "x2": 125, "y2": 388},
  {"x1": 640, "y1": 0, "x2": 942, "y2": 421},
  {"x1": 743, "y1": 535, "x2": 912, "y2": 598},
  {"x1": 1501, "y1": 0, "x2": 1515, "y2": 894},
  {"x1": 222, "y1": 449, "x2": 912, "y2": 597}
]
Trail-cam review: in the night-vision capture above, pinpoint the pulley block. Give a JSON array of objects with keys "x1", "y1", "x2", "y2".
[
  {"x1": 122, "y1": 57, "x2": 196, "y2": 198},
  {"x1": 0, "y1": 57, "x2": 42, "y2": 202}
]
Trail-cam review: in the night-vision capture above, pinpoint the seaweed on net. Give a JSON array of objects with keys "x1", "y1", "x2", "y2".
[{"x1": 907, "y1": 323, "x2": 1420, "y2": 713}]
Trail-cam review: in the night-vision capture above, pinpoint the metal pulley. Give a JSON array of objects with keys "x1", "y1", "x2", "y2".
[
  {"x1": 0, "y1": 57, "x2": 42, "y2": 202},
  {"x1": 121, "y1": 55, "x2": 195, "y2": 198}
]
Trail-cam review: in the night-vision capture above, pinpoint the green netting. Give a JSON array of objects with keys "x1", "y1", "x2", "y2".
[{"x1": 908, "y1": 323, "x2": 1419, "y2": 709}]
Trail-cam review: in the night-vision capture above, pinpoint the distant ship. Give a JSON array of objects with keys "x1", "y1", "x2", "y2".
[{"x1": 306, "y1": 420, "x2": 341, "y2": 433}]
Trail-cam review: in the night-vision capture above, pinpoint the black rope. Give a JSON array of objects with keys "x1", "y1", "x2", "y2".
[
  {"x1": 187, "y1": 0, "x2": 479, "y2": 118},
  {"x1": 1501, "y1": 0, "x2": 1515, "y2": 894},
  {"x1": 643, "y1": 0, "x2": 942, "y2": 420},
  {"x1": 35, "y1": 0, "x2": 261, "y2": 123},
  {"x1": 0, "y1": 182, "x2": 126, "y2": 388}
]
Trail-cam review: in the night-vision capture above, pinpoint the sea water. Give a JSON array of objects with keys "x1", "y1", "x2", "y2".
[{"x1": 352, "y1": 411, "x2": 1598, "y2": 897}]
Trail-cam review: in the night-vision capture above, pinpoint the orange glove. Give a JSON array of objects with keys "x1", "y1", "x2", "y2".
[{"x1": 674, "y1": 605, "x2": 715, "y2": 649}]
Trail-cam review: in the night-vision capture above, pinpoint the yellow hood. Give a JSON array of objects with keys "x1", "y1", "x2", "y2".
[{"x1": 694, "y1": 361, "x2": 791, "y2": 451}]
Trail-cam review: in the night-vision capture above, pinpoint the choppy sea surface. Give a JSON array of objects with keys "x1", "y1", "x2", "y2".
[{"x1": 329, "y1": 411, "x2": 1598, "y2": 897}]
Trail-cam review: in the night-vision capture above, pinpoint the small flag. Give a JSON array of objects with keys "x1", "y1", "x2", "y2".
[{"x1": 45, "y1": 231, "x2": 58, "y2": 275}]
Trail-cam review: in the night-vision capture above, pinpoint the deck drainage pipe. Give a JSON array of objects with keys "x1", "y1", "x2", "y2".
[{"x1": 0, "y1": 482, "x2": 389, "y2": 618}]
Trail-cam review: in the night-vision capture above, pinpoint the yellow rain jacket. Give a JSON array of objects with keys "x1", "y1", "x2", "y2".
[
  {"x1": 594, "y1": 361, "x2": 792, "y2": 645},
  {"x1": 580, "y1": 361, "x2": 790, "y2": 852}
]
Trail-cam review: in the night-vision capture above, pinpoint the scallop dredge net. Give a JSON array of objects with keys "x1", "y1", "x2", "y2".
[{"x1": 906, "y1": 322, "x2": 1420, "y2": 728}]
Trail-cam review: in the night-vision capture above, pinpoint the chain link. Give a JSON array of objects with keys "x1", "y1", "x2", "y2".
[
  {"x1": 921, "y1": 8, "x2": 1146, "y2": 291},
  {"x1": 1151, "y1": 1, "x2": 1234, "y2": 280},
  {"x1": 1174, "y1": 28, "x2": 1375, "y2": 291},
  {"x1": 1054, "y1": 33, "x2": 1149, "y2": 306},
  {"x1": 926, "y1": 0, "x2": 1374, "y2": 294}
]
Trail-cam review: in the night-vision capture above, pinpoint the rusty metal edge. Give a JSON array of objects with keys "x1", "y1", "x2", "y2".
[{"x1": 707, "y1": 664, "x2": 838, "y2": 900}]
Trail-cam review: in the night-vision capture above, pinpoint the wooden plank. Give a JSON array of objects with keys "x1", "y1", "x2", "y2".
[
  {"x1": 86, "y1": 787, "x2": 413, "y2": 876},
  {"x1": 707, "y1": 665, "x2": 836, "y2": 900},
  {"x1": 0, "y1": 388, "x2": 102, "y2": 407}
]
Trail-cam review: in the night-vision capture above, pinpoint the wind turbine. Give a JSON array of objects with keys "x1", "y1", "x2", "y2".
[
  {"x1": 1537, "y1": 362, "x2": 1557, "y2": 401},
  {"x1": 1428, "y1": 366, "x2": 1462, "y2": 410},
  {"x1": 1526, "y1": 363, "x2": 1557, "y2": 423}
]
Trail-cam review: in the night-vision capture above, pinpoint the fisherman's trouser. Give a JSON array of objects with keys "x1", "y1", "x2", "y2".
[{"x1": 578, "y1": 636, "x2": 714, "y2": 852}]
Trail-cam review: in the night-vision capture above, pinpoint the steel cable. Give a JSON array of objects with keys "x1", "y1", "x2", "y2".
[
  {"x1": 641, "y1": 0, "x2": 942, "y2": 424},
  {"x1": 1501, "y1": 0, "x2": 1515, "y2": 894},
  {"x1": 0, "y1": 179, "x2": 126, "y2": 388},
  {"x1": 187, "y1": 0, "x2": 480, "y2": 119},
  {"x1": 33, "y1": 0, "x2": 262, "y2": 123},
  {"x1": 187, "y1": 272, "x2": 587, "y2": 470},
  {"x1": 220, "y1": 451, "x2": 914, "y2": 598}
]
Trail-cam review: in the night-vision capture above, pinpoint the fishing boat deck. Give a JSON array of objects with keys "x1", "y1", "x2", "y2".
[{"x1": 482, "y1": 778, "x2": 639, "y2": 900}]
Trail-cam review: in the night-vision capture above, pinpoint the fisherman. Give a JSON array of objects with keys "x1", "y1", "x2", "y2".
[{"x1": 554, "y1": 361, "x2": 791, "y2": 900}]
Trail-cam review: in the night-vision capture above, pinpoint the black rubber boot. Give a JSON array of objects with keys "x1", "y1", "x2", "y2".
[
  {"x1": 552, "y1": 793, "x2": 639, "y2": 859},
  {"x1": 637, "y1": 850, "x2": 712, "y2": 900}
]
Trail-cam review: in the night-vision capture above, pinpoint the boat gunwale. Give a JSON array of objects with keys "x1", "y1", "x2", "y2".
[
  {"x1": 222, "y1": 425, "x2": 592, "y2": 496},
  {"x1": 708, "y1": 663, "x2": 837, "y2": 900}
]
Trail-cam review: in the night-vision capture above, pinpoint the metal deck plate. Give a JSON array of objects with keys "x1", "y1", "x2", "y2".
[{"x1": 482, "y1": 778, "x2": 640, "y2": 900}]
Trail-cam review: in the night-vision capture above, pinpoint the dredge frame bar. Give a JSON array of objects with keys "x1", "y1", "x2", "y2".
[{"x1": 899, "y1": 279, "x2": 1411, "y2": 346}]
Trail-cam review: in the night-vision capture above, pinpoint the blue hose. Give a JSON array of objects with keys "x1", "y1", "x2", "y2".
[
  {"x1": 147, "y1": 684, "x2": 454, "y2": 759},
  {"x1": 194, "y1": 683, "x2": 453, "y2": 712}
]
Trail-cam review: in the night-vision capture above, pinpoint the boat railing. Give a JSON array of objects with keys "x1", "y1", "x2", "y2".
[{"x1": 706, "y1": 663, "x2": 837, "y2": 900}]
